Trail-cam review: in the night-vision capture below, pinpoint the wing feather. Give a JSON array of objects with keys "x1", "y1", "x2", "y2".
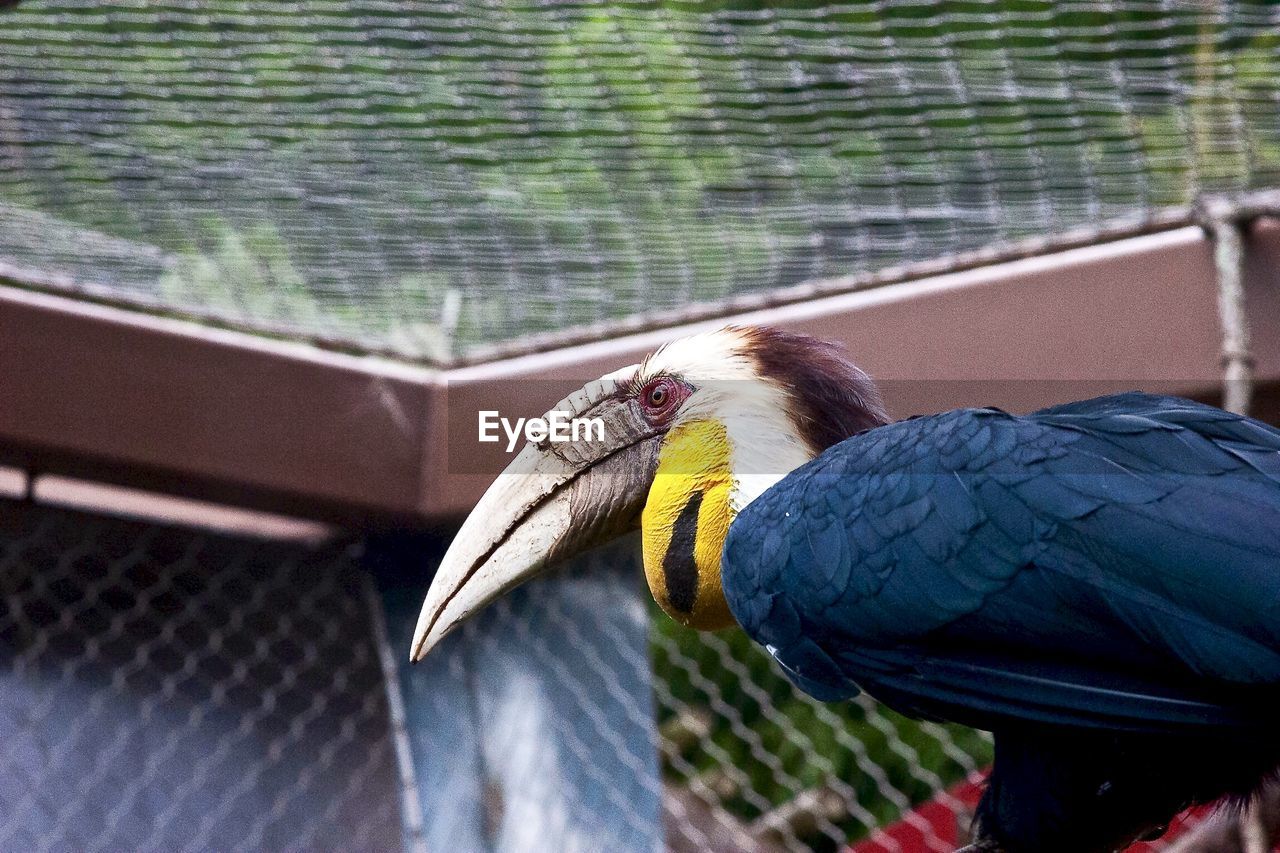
[{"x1": 724, "y1": 393, "x2": 1280, "y2": 732}]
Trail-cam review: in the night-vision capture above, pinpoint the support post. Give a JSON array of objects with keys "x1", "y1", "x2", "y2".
[
  {"x1": 1208, "y1": 216, "x2": 1253, "y2": 415},
  {"x1": 363, "y1": 570, "x2": 430, "y2": 853},
  {"x1": 361, "y1": 531, "x2": 662, "y2": 853},
  {"x1": 1194, "y1": 192, "x2": 1280, "y2": 416}
]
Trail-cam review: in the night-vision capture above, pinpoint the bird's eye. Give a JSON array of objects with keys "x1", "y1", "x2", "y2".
[{"x1": 639, "y1": 376, "x2": 683, "y2": 419}]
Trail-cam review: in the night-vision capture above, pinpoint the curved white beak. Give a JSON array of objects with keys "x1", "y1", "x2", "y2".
[{"x1": 409, "y1": 370, "x2": 664, "y2": 662}]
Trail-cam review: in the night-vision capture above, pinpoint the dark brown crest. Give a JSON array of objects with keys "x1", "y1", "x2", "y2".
[{"x1": 738, "y1": 326, "x2": 889, "y2": 453}]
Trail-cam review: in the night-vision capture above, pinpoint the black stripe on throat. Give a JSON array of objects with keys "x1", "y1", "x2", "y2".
[{"x1": 662, "y1": 491, "x2": 703, "y2": 614}]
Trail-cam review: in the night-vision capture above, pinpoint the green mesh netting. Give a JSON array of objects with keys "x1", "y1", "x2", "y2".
[{"x1": 2, "y1": 1, "x2": 1277, "y2": 361}]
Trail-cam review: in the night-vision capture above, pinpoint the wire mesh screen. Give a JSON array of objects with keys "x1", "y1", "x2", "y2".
[
  {"x1": 652, "y1": 618, "x2": 993, "y2": 853},
  {"x1": 0, "y1": 498, "x2": 1000, "y2": 851},
  {"x1": 3, "y1": 0, "x2": 1280, "y2": 361},
  {"x1": 0, "y1": 499, "x2": 402, "y2": 851},
  {"x1": 381, "y1": 533, "x2": 996, "y2": 853}
]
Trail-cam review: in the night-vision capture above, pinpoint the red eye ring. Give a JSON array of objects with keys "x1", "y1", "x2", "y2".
[{"x1": 639, "y1": 376, "x2": 684, "y2": 419}]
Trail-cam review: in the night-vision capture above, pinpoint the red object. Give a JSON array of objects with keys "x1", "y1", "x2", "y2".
[
  {"x1": 849, "y1": 772, "x2": 987, "y2": 853},
  {"x1": 847, "y1": 770, "x2": 1228, "y2": 853}
]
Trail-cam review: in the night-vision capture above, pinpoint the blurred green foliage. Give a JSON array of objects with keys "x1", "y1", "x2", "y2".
[
  {"x1": 652, "y1": 609, "x2": 993, "y2": 849},
  {"x1": 2, "y1": 0, "x2": 1280, "y2": 359}
]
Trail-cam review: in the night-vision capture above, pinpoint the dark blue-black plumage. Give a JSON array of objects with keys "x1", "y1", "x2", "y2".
[{"x1": 723, "y1": 392, "x2": 1280, "y2": 851}]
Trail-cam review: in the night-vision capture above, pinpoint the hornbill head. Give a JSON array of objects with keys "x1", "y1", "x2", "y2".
[{"x1": 410, "y1": 326, "x2": 887, "y2": 662}]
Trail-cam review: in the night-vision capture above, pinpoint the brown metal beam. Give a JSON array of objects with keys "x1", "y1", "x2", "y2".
[
  {"x1": 0, "y1": 287, "x2": 437, "y2": 523},
  {"x1": 2, "y1": 222, "x2": 1277, "y2": 525}
]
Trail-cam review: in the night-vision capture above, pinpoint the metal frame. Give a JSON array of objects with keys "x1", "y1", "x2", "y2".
[
  {"x1": 3, "y1": 219, "x2": 1279, "y2": 524},
  {"x1": 0, "y1": 208, "x2": 1195, "y2": 369}
]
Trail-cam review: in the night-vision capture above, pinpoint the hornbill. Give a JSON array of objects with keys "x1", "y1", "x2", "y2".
[{"x1": 410, "y1": 326, "x2": 1280, "y2": 853}]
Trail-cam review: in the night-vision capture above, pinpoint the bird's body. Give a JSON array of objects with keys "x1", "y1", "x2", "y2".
[
  {"x1": 411, "y1": 326, "x2": 1280, "y2": 852},
  {"x1": 726, "y1": 393, "x2": 1280, "y2": 851},
  {"x1": 728, "y1": 393, "x2": 1280, "y2": 726}
]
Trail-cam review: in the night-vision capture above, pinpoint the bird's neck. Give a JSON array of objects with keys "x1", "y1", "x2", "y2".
[
  {"x1": 641, "y1": 416, "x2": 813, "y2": 630},
  {"x1": 642, "y1": 419, "x2": 737, "y2": 629}
]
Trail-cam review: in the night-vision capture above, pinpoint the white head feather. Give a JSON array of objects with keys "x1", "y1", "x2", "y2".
[{"x1": 634, "y1": 328, "x2": 814, "y2": 512}]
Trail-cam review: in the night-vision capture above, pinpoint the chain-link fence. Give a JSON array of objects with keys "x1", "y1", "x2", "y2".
[
  {"x1": 0, "y1": 498, "x2": 401, "y2": 851},
  {"x1": 0, "y1": 497, "x2": 999, "y2": 851},
  {"x1": 4, "y1": 1, "x2": 1280, "y2": 361},
  {"x1": 652, "y1": 621, "x2": 991, "y2": 853}
]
